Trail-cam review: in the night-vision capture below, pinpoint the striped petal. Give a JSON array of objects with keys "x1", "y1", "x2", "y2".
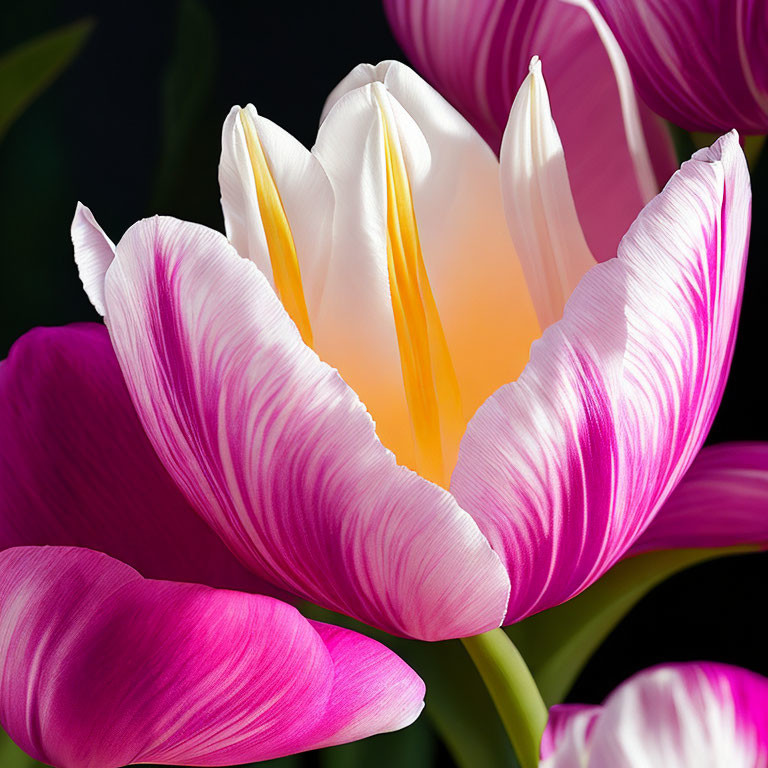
[
  {"x1": 451, "y1": 132, "x2": 750, "y2": 624},
  {"x1": 595, "y1": 0, "x2": 768, "y2": 133},
  {"x1": 543, "y1": 663, "x2": 768, "y2": 766},
  {"x1": 0, "y1": 322, "x2": 271, "y2": 594},
  {"x1": 94, "y1": 213, "x2": 509, "y2": 640},
  {"x1": 0, "y1": 546, "x2": 424, "y2": 768},
  {"x1": 383, "y1": 0, "x2": 678, "y2": 264},
  {"x1": 631, "y1": 442, "x2": 768, "y2": 555}
]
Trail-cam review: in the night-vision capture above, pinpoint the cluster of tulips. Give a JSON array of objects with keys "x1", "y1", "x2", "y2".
[{"x1": 2, "y1": 0, "x2": 768, "y2": 766}]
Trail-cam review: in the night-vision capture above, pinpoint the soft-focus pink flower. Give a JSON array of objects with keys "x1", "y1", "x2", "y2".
[
  {"x1": 0, "y1": 546, "x2": 425, "y2": 768},
  {"x1": 594, "y1": 0, "x2": 768, "y2": 134},
  {"x1": 541, "y1": 662, "x2": 768, "y2": 766},
  {"x1": 383, "y1": 0, "x2": 678, "y2": 264},
  {"x1": 73, "y1": 62, "x2": 753, "y2": 638}
]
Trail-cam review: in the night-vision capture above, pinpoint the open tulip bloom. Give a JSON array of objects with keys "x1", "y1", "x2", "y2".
[{"x1": 1, "y1": 45, "x2": 767, "y2": 768}]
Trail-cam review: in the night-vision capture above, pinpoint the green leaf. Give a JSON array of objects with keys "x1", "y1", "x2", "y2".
[
  {"x1": 508, "y1": 545, "x2": 756, "y2": 706},
  {"x1": 0, "y1": 18, "x2": 94, "y2": 140}
]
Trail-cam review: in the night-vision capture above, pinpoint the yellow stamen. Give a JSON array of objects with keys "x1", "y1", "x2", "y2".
[
  {"x1": 378, "y1": 94, "x2": 463, "y2": 486},
  {"x1": 239, "y1": 109, "x2": 313, "y2": 347}
]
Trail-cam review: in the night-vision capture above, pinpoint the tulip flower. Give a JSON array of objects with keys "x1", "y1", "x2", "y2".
[
  {"x1": 593, "y1": 0, "x2": 768, "y2": 134},
  {"x1": 382, "y1": 0, "x2": 679, "y2": 264},
  {"x1": 0, "y1": 546, "x2": 425, "y2": 767},
  {"x1": 71, "y1": 60, "x2": 756, "y2": 644},
  {"x1": 541, "y1": 662, "x2": 768, "y2": 766}
]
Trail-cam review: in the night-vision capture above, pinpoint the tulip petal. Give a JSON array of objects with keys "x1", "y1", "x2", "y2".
[
  {"x1": 315, "y1": 60, "x2": 539, "y2": 473},
  {"x1": 630, "y1": 442, "x2": 768, "y2": 555},
  {"x1": 451, "y1": 132, "x2": 750, "y2": 623},
  {"x1": 100, "y1": 213, "x2": 510, "y2": 640},
  {"x1": 0, "y1": 546, "x2": 425, "y2": 767},
  {"x1": 540, "y1": 705, "x2": 600, "y2": 766},
  {"x1": 219, "y1": 104, "x2": 332, "y2": 317},
  {"x1": 553, "y1": 663, "x2": 768, "y2": 767},
  {"x1": 500, "y1": 57, "x2": 597, "y2": 330},
  {"x1": 594, "y1": 0, "x2": 768, "y2": 134},
  {"x1": 71, "y1": 202, "x2": 115, "y2": 316},
  {"x1": 383, "y1": 0, "x2": 677, "y2": 264},
  {"x1": 0, "y1": 322, "x2": 272, "y2": 594}
]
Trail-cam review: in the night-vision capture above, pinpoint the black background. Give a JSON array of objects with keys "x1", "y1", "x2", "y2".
[{"x1": 1, "y1": 0, "x2": 767, "y2": 760}]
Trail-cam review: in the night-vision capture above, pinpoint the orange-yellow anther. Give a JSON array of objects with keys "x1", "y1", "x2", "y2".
[
  {"x1": 239, "y1": 109, "x2": 313, "y2": 347},
  {"x1": 378, "y1": 97, "x2": 463, "y2": 487}
]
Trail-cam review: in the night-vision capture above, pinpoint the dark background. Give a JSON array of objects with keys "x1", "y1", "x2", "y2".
[{"x1": 1, "y1": 0, "x2": 767, "y2": 764}]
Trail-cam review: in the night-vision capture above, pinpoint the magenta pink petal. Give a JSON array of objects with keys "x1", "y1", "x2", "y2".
[
  {"x1": 594, "y1": 0, "x2": 768, "y2": 133},
  {"x1": 383, "y1": 0, "x2": 677, "y2": 263},
  {"x1": 451, "y1": 133, "x2": 750, "y2": 624},
  {"x1": 543, "y1": 663, "x2": 768, "y2": 766},
  {"x1": 630, "y1": 442, "x2": 768, "y2": 555},
  {"x1": 0, "y1": 322, "x2": 277, "y2": 594},
  {"x1": 0, "y1": 546, "x2": 425, "y2": 768},
  {"x1": 97, "y1": 214, "x2": 509, "y2": 640}
]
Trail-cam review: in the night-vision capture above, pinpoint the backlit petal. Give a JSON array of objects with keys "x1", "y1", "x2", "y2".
[
  {"x1": 451, "y1": 133, "x2": 750, "y2": 623},
  {"x1": 383, "y1": 0, "x2": 678, "y2": 263},
  {"x1": 630, "y1": 442, "x2": 768, "y2": 555},
  {"x1": 100, "y1": 214, "x2": 509, "y2": 640},
  {"x1": 71, "y1": 202, "x2": 115, "y2": 316},
  {"x1": 540, "y1": 705, "x2": 600, "y2": 766},
  {"x1": 0, "y1": 322, "x2": 271, "y2": 594},
  {"x1": 0, "y1": 546, "x2": 425, "y2": 767}
]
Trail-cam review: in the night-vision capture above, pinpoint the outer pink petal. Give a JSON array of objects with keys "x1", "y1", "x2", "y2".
[
  {"x1": 583, "y1": 663, "x2": 768, "y2": 767},
  {"x1": 595, "y1": 0, "x2": 768, "y2": 133},
  {"x1": 383, "y1": 0, "x2": 678, "y2": 263},
  {"x1": 451, "y1": 133, "x2": 750, "y2": 624},
  {"x1": 0, "y1": 546, "x2": 425, "y2": 768},
  {"x1": 630, "y1": 442, "x2": 768, "y2": 555},
  {"x1": 0, "y1": 322, "x2": 273, "y2": 594},
  {"x1": 101, "y1": 215, "x2": 509, "y2": 640},
  {"x1": 540, "y1": 704, "x2": 601, "y2": 767}
]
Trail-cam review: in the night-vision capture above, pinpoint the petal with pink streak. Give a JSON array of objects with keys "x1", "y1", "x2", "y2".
[
  {"x1": 0, "y1": 322, "x2": 275, "y2": 594},
  {"x1": 451, "y1": 133, "x2": 750, "y2": 624},
  {"x1": 581, "y1": 663, "x2": 768, "y2": 767},
  {"x1": 630, "y1": 442, "x2": 768, "y2": 556},
  {"x1": 0, "y1": 546, "x2": 424, "y2": 768},
  {"x1": 540, "y1": 704, "x2": 601, "y2": 766},
  {"x1": 382, "y1": 0, "x2": 678, "y2": 264},
  {"x1": 595, "y1": 0, "x2": 768, "y2": 134},
  {"x1": 101, "y1": 214, "x2": 510, "y2": 640}
]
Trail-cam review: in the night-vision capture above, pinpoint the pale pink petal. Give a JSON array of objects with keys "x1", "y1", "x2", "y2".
[
  {"x1": 630, "y1": 442, "x2": 768, "y2": 555},
  {"x1": 383, "y1": 0, "x2": 678, "y2": 263},
  {"x1": 0, "y1": 322, "x2": 273, "y2": 594},
  {"x1": 101, "y1": 214, "x2": 509, "y2": 640},
  {"x1": 219, "y1": 104, "x2": 333, "y2": 316},
  {"x1": 540, "y1": 705, "x2": 601, "y2": 767},
  {"x1": 0, "y1": 546, "x2": 425, "y2": 767},
  {"x1": 582, "y1": 663, "x2": 768, "y2": 767},
  {"x1": 595, "y1": 0, "x2": 768, "y2": 133},
  {"x1": 451, "y1": 133, "x2": 750, "y2": 624},
  {"x1": 315, "y1": 61, "x2": 539, "y2": 475},
  {"x1": 71, "y1": 202, "x2": 115, "y2": 316},
  {"x1": 500, "y1": 57, "x2": 597, "y2": 330}
]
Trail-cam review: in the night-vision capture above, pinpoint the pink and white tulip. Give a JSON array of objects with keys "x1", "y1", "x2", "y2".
[
  {"x1": 74, "y1": 61, "x2": 753, "y2": 639},
  {"x1": 541, "y1": 663, "x2": 768, "y2": 766},
  {"x1": 594, "y1": 0, "x2": 768, "y2": 134},
  {"x1": 383, "y1": 0, "x2": 678, "y2": 264},
  {"x1": 0, "y1": 546, "x2": 425, "y2": 767}
]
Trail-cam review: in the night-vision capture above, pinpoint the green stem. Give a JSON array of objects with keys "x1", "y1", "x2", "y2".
[{"x1": 461, "y1": 629, "x2": 548, "y2": 768}]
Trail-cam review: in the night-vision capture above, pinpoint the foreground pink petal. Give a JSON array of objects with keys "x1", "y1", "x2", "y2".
[
  {"x1": 542, "y1": 663, "x2": 768, "y2": 766},
  {"x1": 0, "y1": 546, "x2": 425, "y2": 768},
  {"x1": 91, "y1": 213, "x2": 509, "y2": 640},
  {"x1": 630, "y1": 442, "x2": 768, "y2": 555},
  {"x1": 383, "y1": 0, "x2": 677, "y2": 264},
  {"x1": 594, "y1": 0, "x2": 768, "y2": 133},
  {"x1": 0, "y1": 322, "x2": 273, "y2": 593},
  {"x1": 451, "y1": 132, "x2": 750, "y2": 624}
]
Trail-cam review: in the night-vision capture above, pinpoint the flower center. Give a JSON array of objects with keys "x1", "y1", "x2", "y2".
[
  {"x1": 239, "y1": 109, "x2": 314, "y2": 347},
  {"x1": 378, "y1": 96, "x2": 463, "y2": 487}
]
